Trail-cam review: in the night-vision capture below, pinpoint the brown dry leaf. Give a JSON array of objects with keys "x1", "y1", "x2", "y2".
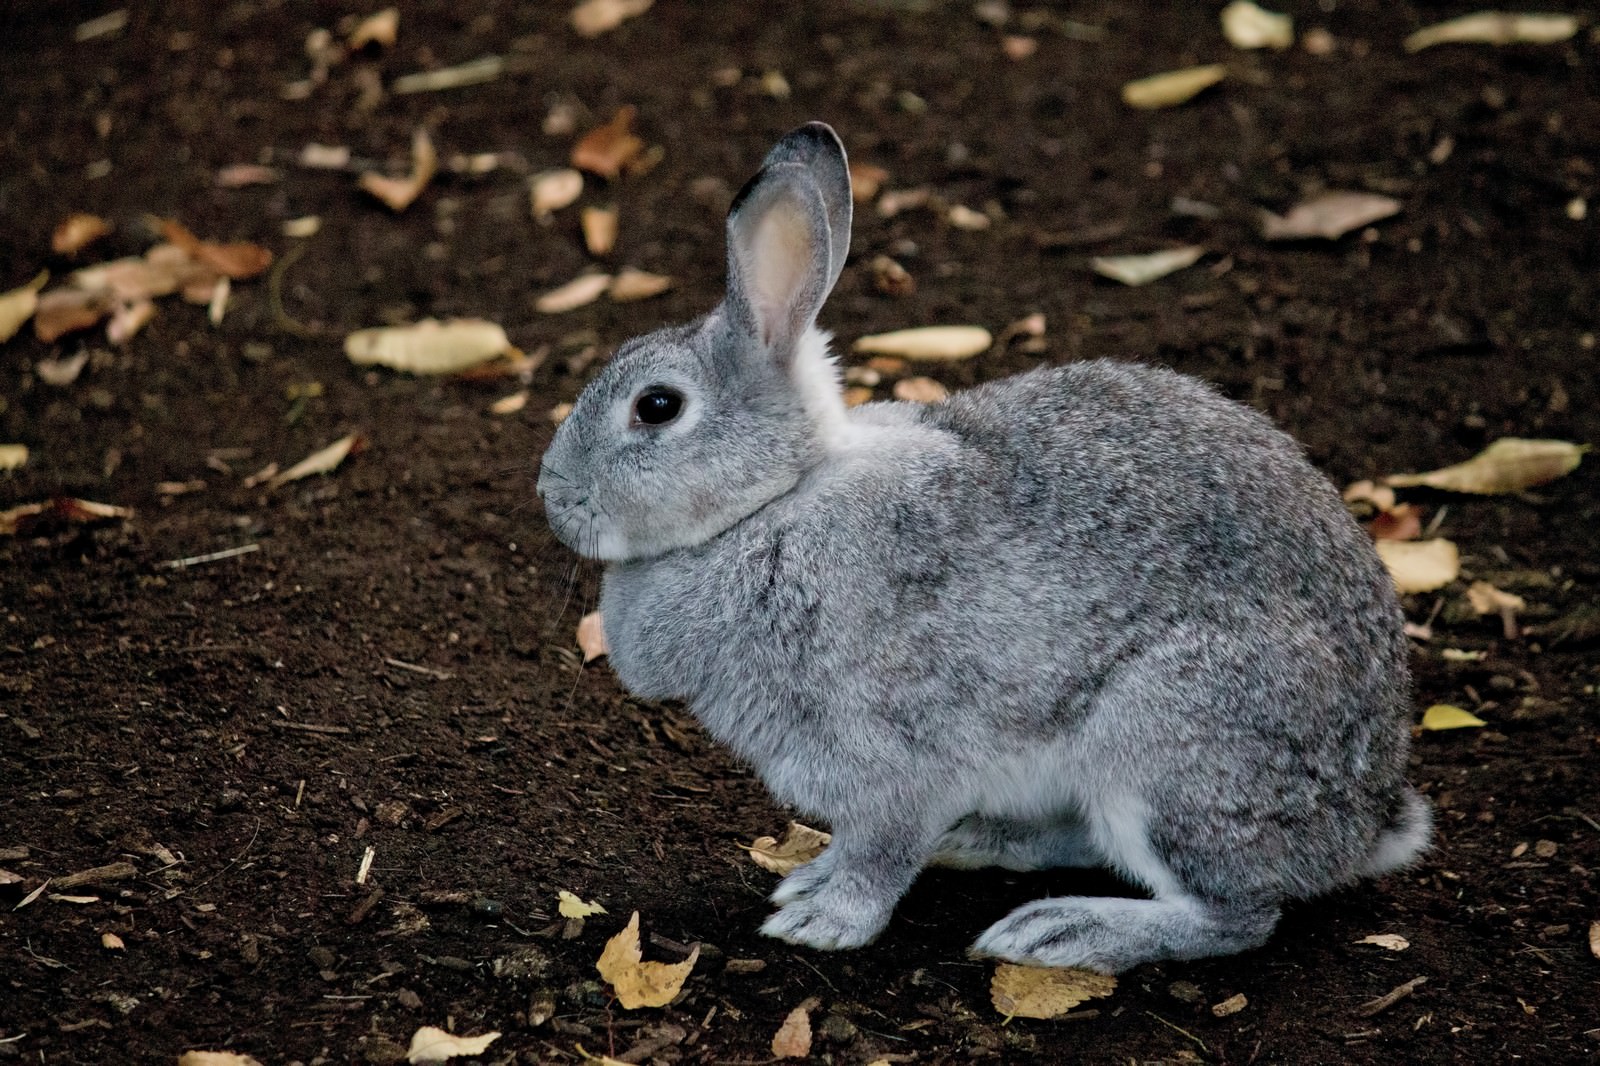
[
  {"x1": 744, "y1": 821, "x2": 831, "y2": 875},
  {"x1": 991, "y1": 963, "x2": 1117, "y2": 1019},
  {"x1": 1375, "y1": 538, "x2": 1459, "y2": 593},
  {"x1": 359, "y1": 128, "x2": 439, "y2": 212},
  {"x1": 345, "y1": 319, "x2": 512, "y2": 375},
  {"x1": 1122, "y1": 64, "x2": 1227, "y2": 109},
  {"x1": 1466, "y1": 581, "x2": 1526, "y2": 618},
  {"x1": 1356, "y1": 933, "x2": 1411, "y2": 951},
  {"x1": 157, "y1": 219, "x2": 274, "y2": 280},
  {"x1": 870, "y1": 255, "x2": 915, "y2": 297},
  {"x1": 348, "y1": 7, "x2": 399, "y2": 49},
  {"x1": 1420, "y1": 703, "x2": 1486, "y2": 731},
  {"x1": 1405, "y1": 12, "x2": 1578, "y2": 52},
  {"x1": 101, "y1": 931, "x2": 125, "y2": 950},
  {"x1": 0, "y1": 444, "x2": 26, "y2": 470},
  {"x1": 178, "y1": 1053, "x2": 266, "y2": 1066},
  {"x1": 1261, "y1": 191, "x2": 1401, "y2": 240},
  {"x1": 849, "y1": 162, "x2": 889, "y2": 203},
  {"x1": 35, "y1": 287, "x2": 113, "y2": 343},
  {"x1": 771, "y1": 1003, "x2": 814, "y2": 1059},
  {"x1": 538, "y1": 272, "x2": 613, "y2": 313},
  {"x1": 531, "y1": 168, "x2": 584, "y2": 220},
  {"x1": 267, "y1": 433, "x2": 364, "y2": 489},
  {"x1": 405, "y1": 1026, "x2": 501, "y2": 1064},
  {"x1": 0, "y1": 271, "x2": 48, "y2": 342},
  {"x1": 1384, "y1": 438, "x2": 1588, "y2": 494},
  {"x1": 609, "y1": 267, "x2": 672, "y2": 302},
  {"x1": 1370, "y1": 503, "x2": 1422, "y2": 542},
  {"x1": 596, "y1": 912, "x2": 699, "y2": 1009},
  {"x1": 581, "y1": 205, "x2": 620, "y2": 255},
  {"x1": 1212, "y1": 992, "x2": 1249, "y2": 1017},
  {"x1": 1002, "y1": 35, "x2": 1039, "y2": 60},
  {"x1": 1221, "y1": 0, "x2": 1293, "y2": 49},
  {"x1": 571, "y1": 0, "x2": 654, "y2": 37},
  {"x1": 572, "y1": 106, "x2": 646, "y2": 180},
  {"x1": 75, "y1": 244, "x2": 213, "y2": 301},
  {"x1": 559, "y1": 890, "x2": 607, "y2": 919},
  {"x1": 1091, "y1": 246, "x2": 1204, "y2": 286},
  {"x1": 894, "y1": 376, "x2": 949, "y2": 404},
  {"x1": 52, "y1": 213, "x2": 112, "y2": 255},
  {"x1": 215, "y1": 164, "x2": 281, "y2": 188},
  {"x1": 577, "y1": 611, "x2": 609, "y2": 663},
  {"x1": 853, "y1": 325, "x2": 991, "y2": 361},
  {"x1": 108, "y1": 298, "x2": 156, "y2": 345}
]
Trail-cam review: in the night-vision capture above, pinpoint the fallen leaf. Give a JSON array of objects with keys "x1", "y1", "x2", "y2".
[
  {"x1": 392, "y1": 55, "x2": 505, "y2": 95},
  {"x1": 893, "y1": 376, "x2": 949, "y2": 404},
  {"x1": 215, "y1": 164, "x2": 281, "y2": 188},
  {"x1": 101, "y1": 931, "x2": 125, "y2": 950},
  {"x1": 35, "y1": 351, "x2": 91, "y2": 387},
  {"x1": 178, "y1": 1053, "x2": 266, "y2": 1066},
  {"x1": 537, "y1": 273, "x2": 613, "y2": 313},
  {"x1": 52, "y1": 213, "x2": 113, "y2": 255},
  {"x1": 74, "y1": 244, "x2": 215, "y2": 301},
  {"x1": 531, "y1": 168, "x2": 584, "y2": 219},
  {"x1": 0, "y1": 271, "x2": 48, "y2": 342},
  {"x1": 1420, "y1": 704, "x2": 1486, "y2": 731},
  {"x1": 870, "y1": 255, "x2": 915, "y2": 297},
  {"x1": 596, "y1": 912, "x2": 699, "y2": 1009},
  {"x1": 1384, "y1": 438, "x2": 1588, "y2": 494},
  {"x1": 1357, "y1": 933, "x2": 1411, "y2": 951},
  {"x1": 549, "y1": 402, "x2": 574, "y2": 424},
  {"x1": 1121, "y1": 64, "x2": 1227, "y2": 109},
  {"x1": 743, "y1": 821, "x2": 831, "y2": 875},
  {"x1": 571, "y1": 0, "x2": 654, "y2": 37},
  {"x1": 1466, "y1": 581, "x2": 1526, "y2": 618},
  {"x1": 1370, "y1": 503, "x2": 1422, "y2": 542},
  {"x1": 1091, "y1": 246, "x2": 1204, "y2": 286},
  {"x1": 876, "y1": 186, "x2": 932, "y2": 217},
  {"x1": 1405, "y1": 12, "x2": 1578, "y2": 52},
  {"x1": 283, "y1": 215, "x2": 322, "y2": 238},
  {"x1": 34, "y1": 287, "x2": 113, "y2": 342},
  {"x1": 853, "y1": 325, "x2": 991, "y2": 361},
  {"x1": 577, "y1": 611, "x2": 609, "y2": 662},
  {"x1": 1262, "y1": 191, "x2": 1401, "y2": 240},
  {"x1": 572, "y1": 106, "x2": 646, "y2": 180},
  {"x1": 1440, "y1": 648, "x2": 1486, "y2": 662},
  {"x1": 1221, "y1": 0, "x2": 1293, "y2": 50},
  {"x1": 990, "y1": 963, "x2": 1117, "y2": 1019},
  {"x1": 1211, "y1": 992, "x2": 1248, "y2": 1017},
  {"x1": 348, "y1": 7, "x2": 399, "y2": 49},
  {"x1": 947, "y1": 204, "x2": 991, "y2": 231},
  {"x1": 1, "y1": 498, "x2": 132, "y2": 536},
  {"x1": 157, "y1": 219, "x2": 274, "y2": 280},
  {"x1": 489, "y1": 390, "x2": 528, "y2": 415},
  {"x1": 608, "y1": 267, "x2": 672, "y2": 302},
  {"x1": 771, "y1": 1003, "x2": 814, "y2": 1059},
  {"x1": 299, "y1": 142, "x2": 353, "y2": 169},
  {"x1": 0, "y1": 444, "x2": 29, "y2": 470},
  {"x1": 405, "y1": 1026, "x2": 501, "y2": 1064},
  {"x1": 108, "y1": 297, "x2": 156, "y2": 344},
  {"x1": 1375, "y1": 538, "x2": 1459, "y2": 593},
  {"x1": 559, "y1": 890, "x2": 607, "y2": 919},
  {"x1": 1001, "y1": 34, "x2": 1039, "y2": 60},
  {"x1": 268, "y1": 433, "x2": 364, "y2": 489},
  {"x1": 1589, "y1": 920, "x2": 1599, "y2": 961},
  {"x1": 849, "y1": 162, "x2": 889, "y2": 202},
  {"x1": 360, "y1": 128, "x2": 439, "y2": 212},
  {"x1": 345, "y1": 319, "x2": 512, "y2": 375},
  {"x1": 581, "y1": 204, "x2": 620, "y2": 255}
]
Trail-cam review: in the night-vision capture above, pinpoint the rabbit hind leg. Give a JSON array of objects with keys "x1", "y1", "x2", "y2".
[{"x1": 928, "y1": 813, "x2": 1100, "y2": 871}]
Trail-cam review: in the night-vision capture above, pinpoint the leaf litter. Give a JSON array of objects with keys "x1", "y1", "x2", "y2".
[
  {"x1": 1375, "y1": 538, "x2": 1460, "y2": 593},
  {"x1": 558, "y1": 890, "x2": 606, "y2": 919},
  {"x1": 577, "y1": 611, "x2": 609, "y2": 662},
  {"x1": 743, "y1": 821, "x2": 831, "y2": 875},
  {"x1": 596, "y1": 911, "x2": 698, "y2": 1009},
  {"x1": 1221, "y1": 1, "x2": 1293, "y2": 50},
  {"x1": 360, "y1": 128, "x2": 439, "y2": 212},
  {"x1": 1421, "y1": 704, "x2": 1486, "y2": 731},
  {"x1": 771, "y1": 999, "x2": 816, "y2": 1059},
  {"x1": 990, "y1": 963, "x2": 1117, "y2": 1019},
  {"x1": 345, "y1": 319, "x2": 514, "y2": 375},
  {"x1": 852, "y1": 325, "x2": 992, "y2": 361},
  {"x1": 404, "y1": 1025, "x2": 501, "y2": 1064},
  {"x1": 0, "y1": 271, "x2": 50, "y2": 342},
  {"x1": 1384, "y1": 438, "x2": 1588, "y2": 494},
  {"x1": 1262, "y1": 192, "x2": 1401, "y2": 240},
  {"x1": 1122, "y1": 64, "x2": 1227, "y2": 110},
  {"x1": 1405, "y1": 12, "x2": 1579, "y2": 52},
  {"x1": 267, "y1": 433, "x2": 365, "y2": 489},
  {"x1": 52, "y1": 213, "x2": 113, "y2": 255},
  {"x1": 571, "y1": 0, "x2": 654, "y2": 37},
  {"x1": 572, "y1": 106, "x2": 647, "y2": 179},
  {"x1": 1091, "y1": 246, "x2": 1204, "y2": 286}
]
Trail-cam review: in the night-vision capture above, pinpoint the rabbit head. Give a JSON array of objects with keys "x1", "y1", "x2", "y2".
[{"x1": 537, "y1": 123, "x2": 855, "y2": 562}]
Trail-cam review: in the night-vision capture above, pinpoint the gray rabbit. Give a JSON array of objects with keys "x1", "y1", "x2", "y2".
[{"x1": 537, "y1": 122, "x2": 1430, "y2": 973}]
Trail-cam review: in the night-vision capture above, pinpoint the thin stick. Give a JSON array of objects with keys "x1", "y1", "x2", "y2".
[
  {"x1": 383, "y1": 657, "x2": 454, "y2": 680},
  {"x1": 1356, "y1": 976, "x2": 1428, "y2": 1017},
  {"x1": 159, "y1": 543, "x2": 260, "y2": 569}
]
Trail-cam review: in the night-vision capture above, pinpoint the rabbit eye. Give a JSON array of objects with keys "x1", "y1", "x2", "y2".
[{"x1": 633, "y1": 387, "x2": 683, "y2": 426}]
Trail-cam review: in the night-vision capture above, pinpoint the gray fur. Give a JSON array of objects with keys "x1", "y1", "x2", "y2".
[{"x1": 537, "y1": 123, "x2": 1430, "y2": 973}]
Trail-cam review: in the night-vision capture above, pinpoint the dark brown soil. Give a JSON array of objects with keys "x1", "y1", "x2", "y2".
[{"x1": 3, "y1": 2, "x2": 1598, "y2": 1063}]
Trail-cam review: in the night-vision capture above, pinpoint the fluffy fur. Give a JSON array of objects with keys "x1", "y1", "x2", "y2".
[{"x1": 537, "y1": 123, "x2": 1430, "y2": 973}]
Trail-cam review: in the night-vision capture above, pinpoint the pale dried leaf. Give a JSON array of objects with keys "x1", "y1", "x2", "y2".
[
  {"x1": 299, "y1": 142, "x2": 352, "y2": 169},
  {"x1": 531, "y1": 168, "x2": 584, "y2": 219},
  {"x1": 1589, "y1": 920, "x2": 1599, "y2": 961},
  {"x1": 581, "y1": 205, "x2": 620, "y2": 255},
  {"x1": 1221, "y1": 1, "x2": 1293, "y2": 50},
  {"x1": 744, "y1": 822, "x2": 831, "y2": 875},
  {"x1": 559, "y1": 890, "x2": 607, "y2": 919},
  {"x1": 1421, "y1": 703, "x2": 1486, "y2": 731},
  {"x1": 1342, "y1": 479, "x2": 1397, "y2": 513},
  {"x1": 771, "y1": 1004, "x2": 813, "y2": 1059},
  {"x1": 0, "y1": 444, "x2": 26, "y2": 470},
  {"x1": 0, "y1": 271, "x2": 48, "y2": 342},
  {"x1": 52, "y1": 213, "x2": 112, "y2": 255},
  {"x1": 609, "y1": 267, "x2": 672, "y2": 302},
  {"x1": 405, "y1": 1026, "x2": 502, "y2": 1064},
  {"x1": 1375, "y1": 538, "x2": 1460, "y2": 593},
  {"x1": 1262, "y1": 191, "x2": 1401, "y2": 240},
  {"x1": 870, "y1": 255, "x2": 915, "y2": 297},
  {"x1": 1002, "y1": 35, "x2": 1039, "y2": 60},
  {"x1": 1121, "y1": 64, "x2": 1227, "y2": 109},
  {"x1": 1212, "y1": 992, "x2": 1248, "y2": 1017},
  {"x1": 208, "y1": 276, "x2": 232, "y2": 326},
  {"x1": 1370, "y1": 503, "x2": 1422, "y2": 542},
  {"x1": 876, "y1": 186, "x2": 931, "y2": 217},
  {"x1": 349, "y1": 7, "x2": 399, "y2": 49},
  {"x1": 35, "y1": 351, "x2": 91, "y2": 387},
  {"x1": 853, "y1": 325, "x2": 991, "y2": 361},
  {"x1": 1405, "y1": 12, "x2": 1578, "y2": 52},
  {"x1": 849, "y1": 162, "x2": 889, "y2": 203},
  {"x1": 842, "y1": 385, "x2": 874, "y2": 407},
  {"x1": 283, "y1": 215, "x2": 322, "y2": 238},
  {"x1": 577, "y1": 611, "x2": 609, "y2": 662},
  {"x1": 1384, "y1": 438, "x2": 1588, "y2": 494},
  {"x1": 1091, "y1": 246, "x2": 1204, "y2": 286},
  {"x1": 360, "y1": 128, "x2": 438, "y2": 212},
  {"x1": 158, "y1": 219, "x2": 274, "y2": 280},
  {"x1": 596, "y1": 912, "x2": 699, "y2": 1009},
  {"x1": 345, "y1": 319, "x2": 511, "y2": 375},
  {"x1": 1356, "y1": 933, "x2": 1411, "y2": 951},
  {"x1": 571, "y1": 0, "x2": 654, "y2": 37},
  {"x1": 489, "y1": 390, "x2": 528, "y2": 415},
  {"x1": 391, "y1": 56, "x2": 505, "y2": 95},
  {"x1": 1440, "y1": 647, "x2": 1485, "y2": 662},
  {"x1": 35, "y1": 288, "x2": 113, "y2": 343},
  {"x1": 107, "y1": 297, "x2": 156, "y2": 344},
  {"x1": 572, "y1": 107, "x2": 646, "y2": 180},
  {"x1": 215, "y1": 164, "x2": 281, "y2": 188},
  {"x1": 947, "y1": 204, "x2": 991, "y2": 230},
  {"x1": 991, "y1": 963, "x2": 1117, "y2": 1019},
  {"x1": 101, "y1": 931, "x2": 125, "y2": 950},
  {"x1": 178, "y1": 1053, "x2": 266, "y2": 1066},
  {"x1": 267, "y1": 433, "x2": 363, "y2": 489},
  {"x1": 537, "y1": 273, "x2": 613, "y2": 313},
  {"x1": 893, "y1": 376, "x2": 949, "y2": 404},
  {"x1": 1465, "y1": 581, "x2": 1526, "y2": 617}
]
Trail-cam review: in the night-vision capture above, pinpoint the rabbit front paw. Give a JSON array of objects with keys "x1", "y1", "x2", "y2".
[
  {"x1": 760, "y1": 889, "x2": 890, "y2": 950},
  {"x1": 769, "y1": 850, "x2": 837, "y2": 906}
]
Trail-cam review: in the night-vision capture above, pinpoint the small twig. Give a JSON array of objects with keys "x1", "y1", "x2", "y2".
[
  {"x1": 270, "y1": 720, "x2": 353, "y2": 736},
  {"x1": 1144, "y1": 1011, "x2": 1210, "y2": 1055},
  {"x1": 159, "y1": 543, "x2": 260, "y2": 570},
  {"x1": 54, "y1": 862, "x2": 138, "y2": 890},
  {"x1": 192, "y1": 819, "x2": 260, "y2": 889},
  {"x1": 268, "y1": 240, "x2": 322, "y2": 338},
  {"x1": 383, "y1": 657, "x2": 454, "y2": 680},
  {"x1": 1357, "y1": 976, "x2": 1428, "y2": 1018},
  {"x1": 355, "y1": 846, "x2": 375, "y2": 885}
]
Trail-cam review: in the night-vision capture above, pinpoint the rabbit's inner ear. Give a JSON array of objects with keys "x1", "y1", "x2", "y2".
[{"x1": 743, "y1": 197, "x2": 818, "y2": 347}]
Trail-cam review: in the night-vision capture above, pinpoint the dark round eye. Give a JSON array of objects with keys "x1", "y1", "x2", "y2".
[{"x1": 634, "y1": 387, "x2": 683, "y2": 426}]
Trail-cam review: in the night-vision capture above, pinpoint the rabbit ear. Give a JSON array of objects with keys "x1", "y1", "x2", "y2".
[{"x1": 725, "y1": 124, "x2": 852, "y2": 359}]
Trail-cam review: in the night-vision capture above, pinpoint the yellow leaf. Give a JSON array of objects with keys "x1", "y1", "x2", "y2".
[
  {"x1": 345, "y1": 319, "x2": 512, "y2": 375},
  {"x1": 101, "y1": 931, "x2": 125, "y2": 950},
  {"x1": 577, "y1": 611, "x2": 609, "y2": 662},
  {"x1": 1090, "y1": 246, "x2": 1204, "y2": 286},
  {"x1": 852, "y1": 325, "x2": 992, "y2": 361},
  {"x1": 571, "y1": 0, "x2": 654, "y2": 37},
  {"x1": 0, "y1": 270, "x2": 50, "y2": 343},
  {"x1": 1405, "y1": 12, "x2": 1578, "y2": 52},
  {"x1": 1420, "y1": 704, "x2": 1486, "y2": 731},
  {"x1": 990, "y1": 963, "x2": 1116, "y2": 1019},
  {"x1": 559, "y1": 890, "x2": 607, "y2": 919},
  {"x1": 530, "y1": 168, "x2": 584, "y2": 220},
  {"x1": 609, "y1": 267, "x2": 673, "y2": 302},
  {"x1": 596, "y1": 912, "x2": 698, "y2": 1009},
  {"x1": 1384, "y1": 438, "x2": 1588, "y2": 494},
  {"x1": 771, "y1": 1003, "x2": 814, "y2": 1059},
  {"x1": 537, "y1": 273, "x2": 613, "y2": 314},
  {"x1": 268, "y1": 433, "x2": 364, "y2": 489},
  {"x1": 743, "y1": 821, "x2": 832, "y2": 875},
  {"x1": 405, "y1": 1026, "x2": 501, "y2": 1063},
  {"x1": 0, "y1": 444, "x2": 27, "y2": 470},
  {"x1": 1356, "y1": 933, "x2": 1411, "y2": 951},
  {"x1": 1121, "y1": 64, "x2": 1227, "y2": 109},
  {"x1": 1374, "y1": 538, "x2": 1459, "y2": 593},
  {"x1": 1221, "y1": 0, "x2": 1293, "y2": 50}
]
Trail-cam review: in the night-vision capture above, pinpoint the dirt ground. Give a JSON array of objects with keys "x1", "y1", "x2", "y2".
[{"x1": 2, "y1": 2, "x2": 1598, "y2": 1063}]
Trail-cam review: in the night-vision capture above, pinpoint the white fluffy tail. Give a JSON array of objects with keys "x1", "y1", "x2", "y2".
[{"x1": 1359, "y1": 788, "x2": 1432, "y2": 877}]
